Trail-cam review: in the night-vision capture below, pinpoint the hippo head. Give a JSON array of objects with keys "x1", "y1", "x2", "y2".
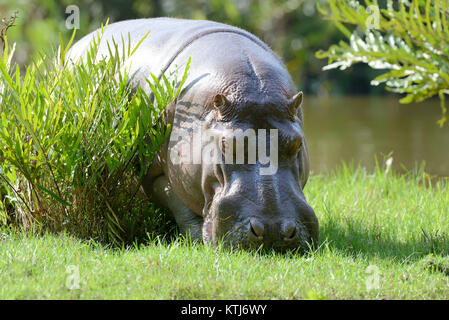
[{"x1": 198, "y1": 91, "x2": 318, "y2": 252}]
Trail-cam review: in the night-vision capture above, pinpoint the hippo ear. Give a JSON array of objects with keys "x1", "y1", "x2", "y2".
[
  {"x1": 213, "y1": 94, "x2": 230, "y2": 111},
  {"x1": 288, "y1": 91, "x2": 303, "y2": 116}
]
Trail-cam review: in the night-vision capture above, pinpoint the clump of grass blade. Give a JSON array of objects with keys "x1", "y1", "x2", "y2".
[{"x1": 0, "y1": 24, "x2": 188, "y2": 245}]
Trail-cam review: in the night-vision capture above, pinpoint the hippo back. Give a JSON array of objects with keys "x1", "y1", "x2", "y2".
[{"x1": 67, "y1": 18, "x2": 283, "y2": 94}]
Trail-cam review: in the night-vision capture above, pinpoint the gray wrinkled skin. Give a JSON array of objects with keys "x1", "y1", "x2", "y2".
[{"x1": 68, "y1": 18, "x2": 318, "y2": 252}]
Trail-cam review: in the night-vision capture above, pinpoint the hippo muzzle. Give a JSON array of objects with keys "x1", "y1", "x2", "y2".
[{"x1": 202, "y1": 164, "x2": 318, "y2": 252}]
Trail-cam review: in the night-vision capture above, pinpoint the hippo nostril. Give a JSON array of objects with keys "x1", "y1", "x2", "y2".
[
  {"x1": 249, "y1": 217, "x2": 264, "y2": 239},
  {"x1": 282, "y1": 222, "x2": 297, "y2": 240}
]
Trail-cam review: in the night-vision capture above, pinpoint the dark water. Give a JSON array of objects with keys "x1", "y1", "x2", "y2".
[{"x1": 303, "y1": 96, "x2": 449, "y2": 177}]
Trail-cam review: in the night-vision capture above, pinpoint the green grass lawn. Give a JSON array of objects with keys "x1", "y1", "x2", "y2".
[{"x1": 1, "y1": 164, "x2": 449, "y2": 299}]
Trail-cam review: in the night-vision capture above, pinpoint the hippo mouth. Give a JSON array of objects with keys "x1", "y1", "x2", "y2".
[{"x1": 202, "y1": 212, "x2": 313, "y2": 252}]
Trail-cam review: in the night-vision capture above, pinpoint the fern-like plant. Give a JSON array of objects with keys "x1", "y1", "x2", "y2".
[{"x1": 316, "y1": 0, "x2": 449, "y2": 126}]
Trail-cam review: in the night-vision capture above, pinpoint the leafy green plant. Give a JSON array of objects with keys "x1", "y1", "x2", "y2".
[
  {"x1": 0, "y1": 24, "x2": 189, "y2": 244},
  {"x1": 316, "y1": 0, "x2": 449, "y2": 126}
]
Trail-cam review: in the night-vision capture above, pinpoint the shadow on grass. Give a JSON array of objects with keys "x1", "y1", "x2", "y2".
[
  {"x1": 130, "y1": 212, "x2": 449, "y2": 262},
  {"x1": 319, "y1": 216, "x2": 449, "y2": 262}
]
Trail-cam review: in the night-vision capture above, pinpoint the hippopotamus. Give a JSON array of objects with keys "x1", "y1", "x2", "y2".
[{"x1": 68, "y1": 18, "x2": 318, "y2": 251}]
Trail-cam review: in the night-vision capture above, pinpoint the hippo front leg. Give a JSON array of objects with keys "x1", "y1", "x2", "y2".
[{"x1": 151, "y1": 175, "x2": 204, "y2": 240}]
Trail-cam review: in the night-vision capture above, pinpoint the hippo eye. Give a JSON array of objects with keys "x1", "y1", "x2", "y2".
[
  {"x1": 220, "y1": 136, "x2": 234, "y2": 156},
  {"x1": 220, "y1": 136, "x2": 227, "y2": 153}
]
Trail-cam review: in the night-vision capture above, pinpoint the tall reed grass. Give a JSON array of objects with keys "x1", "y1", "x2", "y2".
[{"x1": 0, "y1": 25, "x2": 188, "y2": 244}]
